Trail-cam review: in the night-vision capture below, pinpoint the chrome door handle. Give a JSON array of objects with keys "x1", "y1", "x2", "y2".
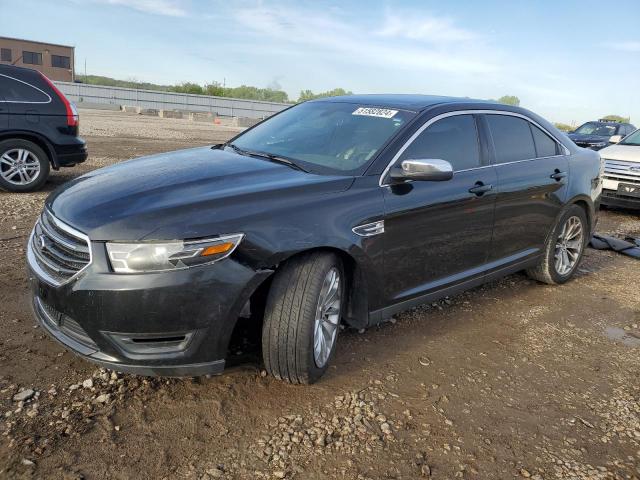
[{"x1": 550, "y1": 170, "x2": 567, "y2": 181}]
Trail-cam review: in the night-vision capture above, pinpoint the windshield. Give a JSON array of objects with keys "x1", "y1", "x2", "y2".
[
  {"x1": 620, "y1": 129, "x2": 640, "y2": 146},
  {"x1": 229, "y1": 102, "x2": 416, "y2": 174},
  {"x1": 574, "y1": 122, "x2": 618, "y2": 136}
]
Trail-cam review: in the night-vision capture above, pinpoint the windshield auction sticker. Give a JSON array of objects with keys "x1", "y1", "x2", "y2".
[{"x1": 352, "y1": 107, "x2": 398, "y2": 119}]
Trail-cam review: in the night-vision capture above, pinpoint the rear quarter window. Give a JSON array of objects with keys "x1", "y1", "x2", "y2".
[
  {"x1": 530, "y1": 124, "x2": 559, "y2": 157},
  {"x1": 0, "y1": 74, "x2": 51, "y2": 104}
]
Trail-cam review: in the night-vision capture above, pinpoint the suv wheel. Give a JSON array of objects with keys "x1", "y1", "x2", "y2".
[
  {"x1": 262, "y1": 252, "x2": 344, "y2": 384},
  {"x1": 526, "y1": 204, "x2": 588, "y2": 285},
  {"x1": 0, "y1": 139, "x2": 50, "y2": 192}
]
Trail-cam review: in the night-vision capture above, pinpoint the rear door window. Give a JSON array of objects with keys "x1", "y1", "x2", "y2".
[
  {"x1": 0, "y1": 74, "x2": 51, "y2": 103},
  {"x1": 530, "y1": 124, "x2": 559, "y2": 157},
  {"x1": 486, "y1": 115, "x2": 536, "y2": 164},
  {"x1": 399, "y1": 114, "x2": 481, "y2": 171}
]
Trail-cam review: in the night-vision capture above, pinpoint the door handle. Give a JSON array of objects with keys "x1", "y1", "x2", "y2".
[
  {"x1": 550, "y1": 170, "x2": 567, "y2": 181},
  {"x1": 468, "y1": 182, "x2": 493, "y2": 196}
]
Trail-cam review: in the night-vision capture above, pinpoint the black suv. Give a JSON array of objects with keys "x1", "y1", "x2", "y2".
[
  {"x1": 568, "y1": 119, "x2": 636, "y2": 150},
  {"x1": 0, "y1": 64, "x2": 87, "y2": 192},
  {"x1": 27, "y1": 95, "x2": 602, "y2": 384}
]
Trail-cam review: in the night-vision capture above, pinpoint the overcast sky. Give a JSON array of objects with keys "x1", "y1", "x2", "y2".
[{"x1": 2, "y1": 0, "x2": 639, "y2": 125}]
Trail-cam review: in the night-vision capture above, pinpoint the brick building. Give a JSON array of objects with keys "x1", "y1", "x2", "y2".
[{"x1": 0, "y1": 36, "x2": 75, "y2": 82}]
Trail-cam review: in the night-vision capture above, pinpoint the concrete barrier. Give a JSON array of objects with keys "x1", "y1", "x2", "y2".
[
  {"x1": 118, "y1": 105, "x2": 259, "y2": 127},
  {"x1": 233, "y1": 117, "x2": 262, "y2": 128},
  {"x1": 189, "y1": 112, "x2": 215, "y2": 123},
  {"x1": 74, "y1": 101, "x2": 122, "y2": 111},
  {"x1": 159, "y1": 110, "x2": 184, "y2": 119},
  {"x1": 122, "y1": 105, "x2": 141, "y2": 114}
]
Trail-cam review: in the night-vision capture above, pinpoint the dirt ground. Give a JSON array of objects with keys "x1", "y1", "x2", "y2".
[{"x1": 1, "y1": 110, "x2": 639, "y2": 480}]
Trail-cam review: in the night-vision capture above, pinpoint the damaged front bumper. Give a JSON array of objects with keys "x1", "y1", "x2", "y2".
[{"x1": 27, "y1": 239, "x2": 271, "y2": 377}]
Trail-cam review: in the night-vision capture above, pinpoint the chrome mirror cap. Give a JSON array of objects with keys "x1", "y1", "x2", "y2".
[
  {"x1": 391, "y1": 159, "x2": 454, "y2": 182},
  {"x1": 609, "y1": 135, "x2": 623, "y2": 144}
]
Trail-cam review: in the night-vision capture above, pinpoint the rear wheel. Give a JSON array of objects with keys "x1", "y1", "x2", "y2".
[
  {"x1": 262, "y1": 252, "x2": 344, "y2": 384},
  {"x1": 526, "y1": 205, "x2": 588, "y2": 285},
  {"x1": 0, "y1": 139, "x2": 50, "y2": 192}
]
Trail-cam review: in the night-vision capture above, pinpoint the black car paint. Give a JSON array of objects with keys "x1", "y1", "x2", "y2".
[
  {"x1": 0, "y1": 92, "x2": 7, "y2": 128},
  {"x1": 568, "y1": 132, "x2": 612, "y2": 150},
  {"x1": 27, "y1": 96, "x2": 602, "y2": 376},
  {"x1": 0, "y1": 64, "x2": 87, "y2": 168}
]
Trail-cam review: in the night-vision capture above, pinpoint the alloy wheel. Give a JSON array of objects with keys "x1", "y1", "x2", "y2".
[
  {"x1": 313, "y1": 267, "x2": 341, "y2": 368},
  {"x1": 0, "y1": 148, "x2": 41, "y2": 186},
  {"x1": 554, "y1": 215, "x2": 584, "y2": 276}
]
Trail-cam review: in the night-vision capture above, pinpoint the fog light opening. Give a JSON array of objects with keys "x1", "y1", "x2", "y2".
[{"x1": 130, "y1": 335, "x2": 186, "y2": 344}]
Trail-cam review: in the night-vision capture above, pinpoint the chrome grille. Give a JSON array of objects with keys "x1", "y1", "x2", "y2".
[
  {"x1": 603, "y1": 159, "x2": 640, "y2": 186},
  {"x1": 29, "y1": 210, "x2": 91, "y2": 286}
]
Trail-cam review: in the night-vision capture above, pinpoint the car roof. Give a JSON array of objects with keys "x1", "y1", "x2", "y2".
[
  {"x1": 310, "y1": 94, "x2": 492, "y2": 112},
  {"x1": 0, "y1": 63, "x2": 42, "y2": 76}
]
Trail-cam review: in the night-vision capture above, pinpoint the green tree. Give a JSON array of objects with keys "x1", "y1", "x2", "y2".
[
  {"x1": 261, "y1": 89, "x2": 289, "y2": 103},
  {"x1": 554, "y1": 122, "x2": 574, "y2": 132},
  {"x1": 298, "y1": 88, "x2": 352, "y2": 102},
  {"x1": 170, "y1": 82, "x2": 204, "y2": 95},
  {"x1": 601, "y1": 114, "x2": 630, "y2": 123},
  {"x1": 493, "y1": 95, "x2": 520, "y2": 106},
  {"x1": 298, "y1": 90, "x2": 315, "y2": 102},
  {"x1": 78, "y1": 75, "x2": 172, "y2": 91},
  {"x1": 204, "y1": 81, "x2": 225, "y2": 97},
  {"x1": 225, "y1": 85, "x2": 289, "y2": 103}
]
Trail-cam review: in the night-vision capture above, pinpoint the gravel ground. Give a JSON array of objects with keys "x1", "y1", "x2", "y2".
[{"x1": 0, "y1": 109, "x2": 639, "y2": 480}]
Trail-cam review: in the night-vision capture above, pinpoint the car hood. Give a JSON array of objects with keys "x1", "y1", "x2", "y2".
[
  {"x1": 47, "y1": 147, "x2": 354, "y2": 241},
  {"x1": 568, "y1": 133, "x2": 610, "y2": 143},
  {"x1": 599, "y1": 144, "x2": 640, "y2": 162}
]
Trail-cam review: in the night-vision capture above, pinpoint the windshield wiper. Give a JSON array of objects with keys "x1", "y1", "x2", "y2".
[
  {"x1": 225, "y1": 143, "x2": 308, "y2": 172},
  {"x1": 224, "y1": 143, "x2": 246, "y2": 155},
  {"x1": 251, "y1": 151, "x2": 309, "y2": 173}
]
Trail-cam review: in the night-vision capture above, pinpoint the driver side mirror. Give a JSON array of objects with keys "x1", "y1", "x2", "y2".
[
  {"x1": 609, "y1": 135, "x2": 623, "y2": 144},
  {"x1": 390, "y1": 159, "x2": 454, "y2": 182}
]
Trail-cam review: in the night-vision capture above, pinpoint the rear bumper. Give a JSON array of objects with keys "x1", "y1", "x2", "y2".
[
  {"x1": 53, "y1": 137, "x2": 87, "y2": 167},
  {"x1": 56, "y1": 148, "x2": 88, "y2": 167},
  {"x1": 27, "y1": 238, "x2": 272, "y2": 377},
  {"x1": 601, "y1": 189, "x2": 640, "y2": 210}
]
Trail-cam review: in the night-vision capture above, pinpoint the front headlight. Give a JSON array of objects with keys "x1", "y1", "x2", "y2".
[{"x1": 106, "y1": 233, "x2": 244, "y2": 273}]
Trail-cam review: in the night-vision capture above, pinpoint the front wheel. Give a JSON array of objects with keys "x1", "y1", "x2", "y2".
[
  {"x1": 526, "y1": 205, "x2": 588, "y2": 285},
  {"x1": 262, "y1": 252, "x2": 344, "y2": 384}
]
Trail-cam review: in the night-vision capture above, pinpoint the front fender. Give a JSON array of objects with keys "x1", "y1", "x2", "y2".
[{"x1": 238, "y1": 175, "x2": 386, "y2": 328}]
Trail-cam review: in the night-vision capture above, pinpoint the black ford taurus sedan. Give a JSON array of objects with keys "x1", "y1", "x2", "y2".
[{"x1": 27, "y1": 95, "x2": 602, "y2": 383}]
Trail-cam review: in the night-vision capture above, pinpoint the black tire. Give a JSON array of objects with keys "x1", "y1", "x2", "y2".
[
  {"x1": 0, "y1": 139, "x2": 50, "y2": 192},
  {"x1": 262, "y1": 252, "x2": 344, "y2": 384},
  {"x1": 526, "y1": 204, "x2": 589, "y2": 285}
]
